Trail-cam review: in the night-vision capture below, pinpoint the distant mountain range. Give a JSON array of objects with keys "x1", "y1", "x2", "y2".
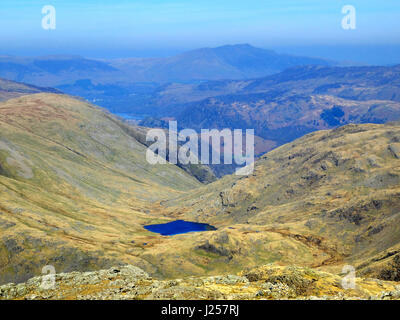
[
  {"x1": 137, "y1": 64, "x2": 400, "y2": 114},
  {"x1": 0, "y1": 55, "x2": 121, "y2": 87},
  {"x1": 140, "y1": 65, "x2": 400, "y2": 155},
  {"x1": 57, "y1": 63, "x2": 400, "y2": 121},
  {"x1": 106, "y1": 44, "x2": 332, "y2": 82},
  {"x1": 0, "y1": 44, "x2": 334, "y2": 114},
  {"x1": 0, "y1": 45, "x2": 332, "y2": 87}
]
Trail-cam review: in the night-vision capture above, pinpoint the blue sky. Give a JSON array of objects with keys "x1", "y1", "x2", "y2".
[{"x1": 1, "y1": 0, "x2": 400, "y2": 59}]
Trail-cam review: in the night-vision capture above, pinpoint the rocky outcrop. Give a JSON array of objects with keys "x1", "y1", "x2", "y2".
[
  {"x1": 389, "y1": 143, "x2": 400, "y2": 159},
  {"x1": 1, "y1": 264, "x2": 400, "y2": 300},
  {"x1": 379, "y1": 254, "x2": 400, "y2": 281}
]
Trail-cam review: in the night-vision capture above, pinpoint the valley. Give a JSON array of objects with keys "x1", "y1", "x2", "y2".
[
  {"x1": 0, "y1": 90, "x2": 399, "y2": 291},
  {"x1": 0, "y1": 53, "x2": 400, "y2": 300}
]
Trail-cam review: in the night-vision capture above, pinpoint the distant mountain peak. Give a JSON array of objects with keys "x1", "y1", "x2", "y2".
[
  {"x1": 0, "y1": 45, "x2": 334, "y2": 85},
  {"x1": 34, "y1": 54, "x2": 84, "y2": 61},
  {"x1": 216, "y1": 43, "x2": 255, "y2": 49},
  {"x1": 0, "y1": 77, "x2": 62, "y2": 102}
]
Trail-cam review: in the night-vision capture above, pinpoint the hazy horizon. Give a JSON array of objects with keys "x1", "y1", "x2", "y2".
[
  {"x1": 1, "y1": 43, "x2": 400, "y2": 67},
  {"x1": 1, "y1": 0, "x2": 399, "y2": 65}
]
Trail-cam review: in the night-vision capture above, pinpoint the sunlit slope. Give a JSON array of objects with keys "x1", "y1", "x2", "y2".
[
  {"x1": 2, "y1": 95, "x2": 400, "y2": 284},
  {"x1": 0, "y1": 93, "x2": 200, "y2": 284},
  {"x1": 155, "y1": 123, "x2": 400, "y2": 279}
]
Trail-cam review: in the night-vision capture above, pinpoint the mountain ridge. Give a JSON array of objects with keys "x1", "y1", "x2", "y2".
[
  {"x1": 0, "y1": 44, "x2": 333, "y2": 87},
  {"x1": 136, "y1": 64, "x2": 400, "y2": 162},
  {"x1": 0, "y1": 77, "x2": 61, "y2": 102}
]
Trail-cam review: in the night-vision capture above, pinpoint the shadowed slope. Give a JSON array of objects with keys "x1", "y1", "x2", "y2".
[{"x1": 0, "y1": 77, "x2": 61, "y2": 102}]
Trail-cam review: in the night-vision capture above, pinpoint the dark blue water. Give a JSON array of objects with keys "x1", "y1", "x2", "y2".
[{"x1": 144, "y1": 220, "x2": 217, "y2": 236}]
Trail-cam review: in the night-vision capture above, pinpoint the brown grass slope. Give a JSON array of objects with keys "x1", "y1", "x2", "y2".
[
  {"x1": 152, "y1": 123, "x2": 400, "y2": 280},
  {"x1": 0, "y1": 93, "x2": 200, "y2": 284}
]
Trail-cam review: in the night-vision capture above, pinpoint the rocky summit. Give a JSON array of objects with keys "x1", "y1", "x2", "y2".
[{"x1": 1, "y1": 264, "x2": 399, "y2": 300}]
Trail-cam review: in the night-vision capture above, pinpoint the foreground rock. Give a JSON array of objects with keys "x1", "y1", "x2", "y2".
[{"x1": 1, "y1": 264, "x2": 400, "y2": 300}]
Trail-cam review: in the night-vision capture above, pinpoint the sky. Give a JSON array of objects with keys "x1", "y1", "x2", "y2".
[{"x1": 1, "y1": 0, "x2": 400, "y2": 62}]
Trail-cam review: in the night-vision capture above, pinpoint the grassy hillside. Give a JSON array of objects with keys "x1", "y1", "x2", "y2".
[
  {"x1": 144, "y1": 123, "x2": 400, "y2": 280},
  {"x1": 0, "y1": 93, "x2": 200, "y2": 284}
]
